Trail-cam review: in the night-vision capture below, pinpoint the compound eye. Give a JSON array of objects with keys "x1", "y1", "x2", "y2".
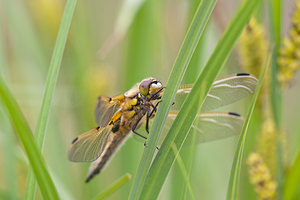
[
  {"x1": 139, "y1": 79, "x2": 152, "y2": 96},
  {"x1": 150, "y1": 81, "x2": 162, "y2": 89},
  {"x1": 139, "y1": 85, "x2": 149, "y2": 96}
]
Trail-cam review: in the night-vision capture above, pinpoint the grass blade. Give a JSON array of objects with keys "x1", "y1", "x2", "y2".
[
  {"x1": 284, "y1": 151, "x2": 300, "y2": 200},
  {"x1": 128, "y1": 0, "x2": 217, "y2": 199},
  {"x1": 268, "y1": 1, "x2": 283, "y2": 199},
  {"x1": 0, "y1": 20, "x2": 19, "y2": 200},
  {"x1": 93, "y1": 173, "x2": 131, "y2": 200},
  {"x1": 24, "y1": 0, "x2": 77, "y2": 199},
  {"x1": 226, "y1": 53, "x2": 269, "y2": 200},
  {"x1": 0, "y1": 78, "x2": 59, "y2": 199},
  {"x1": 171, "y1": 144, "x2": 196, "y2": 200},
  {"x1": 140, "y1": 0, "x2": 262, "y2": 199}
]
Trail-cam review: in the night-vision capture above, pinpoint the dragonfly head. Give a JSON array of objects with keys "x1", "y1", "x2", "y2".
[{"x1": 139, "y1": 78, "x2": 163, "y2": 97}]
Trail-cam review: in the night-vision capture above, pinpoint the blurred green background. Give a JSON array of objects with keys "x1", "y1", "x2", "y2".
[{"x1": 0, "y1": 0, "x2": 299, "y2": 199}]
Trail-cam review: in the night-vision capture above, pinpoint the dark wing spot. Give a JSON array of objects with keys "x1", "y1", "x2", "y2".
[
  {"x1": 71, "y1": 137, "x2": 78, "y2": 144},
  {"x1": 112, "y1": 124, "x2": 120, "y2": 133},
  {"x1": 236, "y1": 73, "x2": 250, "y2": 76},
  {"x1": 228, "y1": 112, "x2": 241, "y2": 117},
  {"x1": 96, "y1": 126, "x2": 100, "y2": 131}
]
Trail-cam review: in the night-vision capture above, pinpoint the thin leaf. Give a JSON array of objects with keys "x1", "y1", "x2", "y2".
[
  {"x1": 140, "y1": 0, "x2": 262, "y2": 198},
  {"x1": 0, "y1": 20, "x2": 19, "y2": 200},
  {"x1": 226, "y1": 53, "x2": 270, "y2": 200},
  {"x1": 24, "y1": 0, "x2": 77, "y2": 199},
  {"x1": 128, "y1": 0, "x2": 217, "y2": 199},
  {"x1": 268, "y1": 1, "x2": 283, "y2": 199},
  {"x1": 0, "y1": 78, "x2": 59, "y2": 199},
  {"x1": 93, "y1": 173, "x2": 131, "y2": 200},
  {"x1": 284, "y1": 151, "x2": 300, "y2": 200},
  {"x1": 171, "y1": 144, "x2": 196, "y2": 200}
]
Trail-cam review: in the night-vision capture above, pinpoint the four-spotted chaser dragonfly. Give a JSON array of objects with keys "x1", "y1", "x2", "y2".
[{"x1": 68, "y1": 73, "x2": 258, "y2": 182}]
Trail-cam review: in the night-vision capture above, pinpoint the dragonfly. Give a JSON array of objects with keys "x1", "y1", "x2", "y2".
[{"x1": 68, "y1": 73, "x2": 258, "y2": 182}]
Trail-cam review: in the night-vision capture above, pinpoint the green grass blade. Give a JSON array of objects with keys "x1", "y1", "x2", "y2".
[
  {"x1": 268, "y1": 1, "x2": 283, "y2": 199},
  {"x1": 93, "y1": 173, "x2": 131, "y2": 200},
  {"x1": 284, "y1": 151, "x2": 300, "y2": 200},
  {"x1": 140, "y1": 0, "x2": 262, "y2": 199},
  {"x1": 34, "y1": 0, "x2": 77, "y2": 149},
  {"x1": 0, "y1": 21, "x2": 19, "y2": 200},
  {"x1": 24, "y1": 0, "x2": 77, "y2": 199},
  {"x1": 226, "y1": 54, "x2": 269, "y2": 200},
  {"x1": 0, "y1": 79, "x2": 59, "y2": 199},
  {"x1": 171, "y1": 144, "x2": 196, "y2": 200},
  {"x1": 128, "y1": 0, "x2": 217, "y2": 199}
]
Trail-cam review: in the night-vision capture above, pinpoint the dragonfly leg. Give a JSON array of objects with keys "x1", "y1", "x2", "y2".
[
  {"x1": 144, "y1": 142, "x2": 160, "y2": 150},
  {"x1": 148, "y1": 87, "x2": 165, "y2": 101},
  {"x1": 131, "y1": 111, "x2": 159, "y2": 150},
  {"x1": 145, "y1": 100, "x2": 162, "y2": 133},
  {"x1": 132, "y1": 114, "x2": 148, "y2": 140},
  {"x1": 146, "y1": 106, "x2": 151, "y2": 133},
  {"x1": 149, "y1": 101, "x2": 162, "y2": 116}
]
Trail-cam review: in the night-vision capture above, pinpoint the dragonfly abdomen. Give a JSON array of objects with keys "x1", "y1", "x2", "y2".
[{"x1": 85, "y1": 128, "x2": 130, "y2": 182}]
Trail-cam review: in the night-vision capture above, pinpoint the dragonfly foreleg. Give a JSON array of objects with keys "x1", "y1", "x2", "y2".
[
  {"x1": 146, "y1": 106, "x2": 151, "y2": 133},
  {"x1": 132, "y1": 114, "x2": 148, "y2": 140},
  {"x1": 149, "y1": 101, "x2": 162, "y2": 117},
  {"x1": 145, "y1": 101, "x2": 162, "y2": 133},
  {"x1": 148, "y1": 87, "x2": 165, "y2": 100}
]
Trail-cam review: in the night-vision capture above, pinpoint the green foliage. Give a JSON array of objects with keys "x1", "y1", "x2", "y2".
[
  {"x1": 93, "y1": 173, "x2": 131, "y2": 200},
  {"x1": 226, "y1": 53, "x2": 269, "y2": 200},
  {"x1": 129, "y1": 0, "x2": 217, "y2": 198},
  {"x1": 24, "y1": 0, "x2": 77, "y2": 199},
  {"x1": 0, "y1": 0, "x2": 299, "y2": 199},
  {"x1": 0, "y1": 78, "x2": 59, "y2": 199}
]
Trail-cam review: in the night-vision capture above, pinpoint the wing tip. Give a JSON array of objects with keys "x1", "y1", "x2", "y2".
[
  {"x1": 228, "y1": 112, "x2": 241, "y2": 117},
  {"x1": 236, "y1": 72, "x2": 250, "y2": 76},
  {"x1": 71, "y1": 137, "x2": 78, "y2": 144}
]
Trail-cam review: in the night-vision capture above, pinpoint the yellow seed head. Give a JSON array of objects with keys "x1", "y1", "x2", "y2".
[
  {"x1": 247, "y1": 152, "x2": 277, "y2": 200},
  {"x1": 258, "y1": 118, "x2": 277, "y2": 174},
  {"x1": 239, "y1": 18, "x2": 268, "y2": 109},
  {"x1": 239, "y1": 18, "x2": 268, "y2": 77},
  {"x1": 277, "y1": 2, "x2": 300, "y2": 86}
]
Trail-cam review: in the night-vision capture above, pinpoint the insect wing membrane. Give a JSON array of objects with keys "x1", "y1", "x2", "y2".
[
  {"x1": 185, "y1": 112, "x2": 243, "y2": 143},
  {"x1": 149, "y1": 112, "x2": 243, "y2": 146},
  {"x1": 173, "y1": 73, "x2": 258, "y2": 111},
  {"x1": 68, "y1": 127, "x2": 111, "y2": 162},
  {"x1": 95, "y1": 96, "x2": 122, "y2": 127},
  {"x1": 202, "y1": 73, "x2": 258, "y2": 111}
]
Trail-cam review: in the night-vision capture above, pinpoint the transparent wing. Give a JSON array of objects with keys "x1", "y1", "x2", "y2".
[
  {"x1": 167, "y1": 112, "x2": 243, "y2": 144},
  {"x1": 173, "y1": 73, "x2": 258, "y2": 111},
  {"x1": 94, "y1": 96, "x2": 123, "y2": 127},
  {"x1": 68, "y1": 126, "x2": 112, "y2": 162},
  {"x1": 134, "y1": 111, "x2": 243, "y2": 146}
]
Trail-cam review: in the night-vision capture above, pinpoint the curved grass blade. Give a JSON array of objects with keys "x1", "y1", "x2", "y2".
[
  {"x1": 93, "y1": 173, "x2": 131, "y2": 200},
  {"x1": 24, "y1": 0, "x2": 77, "y2": 199},
  {"x1": 139, "y1": 0, "x2": 262, "y2": 199},
  {"x1": 128, "y1": 0, "x2": 217, "y2": 199},
  {"x1": 0, "y1": 27, "x2": 19, "y2": 200},
  {"x1": 226, "y1": 53, "x2": 270, "y2": 200},
  {"x1": 0, "y1": 78, "x2": 59, "y2": 200},
  {"x1": 284, "y1": 151, "x2": 300, "y2": 200}
]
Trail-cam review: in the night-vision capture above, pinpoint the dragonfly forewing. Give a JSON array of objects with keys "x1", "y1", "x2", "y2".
[
  {"x1": 94, "y1": 96, "x2": 123, "y2": 127},
  {"x1": 173, "y1": 73, "x2": 258, "y2": 112},
  {"x1": 134, "y1": 111, "x2": 243, "y2": 147}
]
